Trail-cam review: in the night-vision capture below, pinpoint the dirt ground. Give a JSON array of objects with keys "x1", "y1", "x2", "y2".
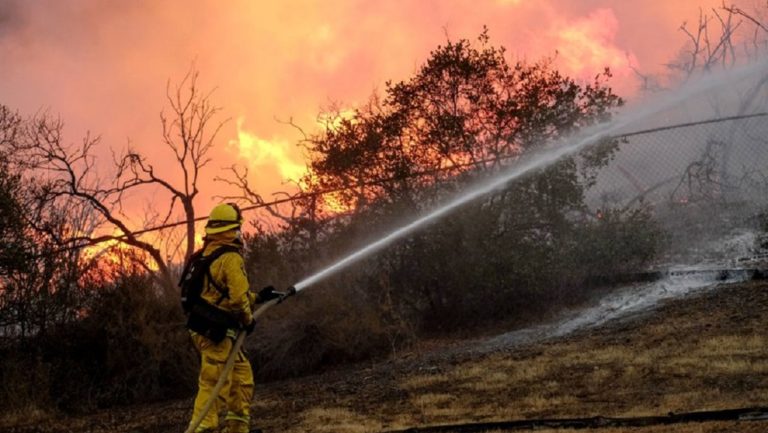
[{"x1": 3, "y1": 280, "x2": 767, "y2": 433}]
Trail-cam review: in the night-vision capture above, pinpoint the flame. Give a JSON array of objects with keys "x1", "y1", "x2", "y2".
[
  {"x1": 81, "y1": 232, "x2": 131, "y2": 263},
  {"x1": 231, "y1": 118, "x2": 308, "y2": 183},
  {"x1": 230, "y1": 117, "x2": 356, "y2": 215},
  {"x1": 553, "y1": 8, "x2": 637, "y2": 85},
  {"x1": 318, "y1": 108, "x2": 358, "y2": 132},
  {"x1": 80, "y1": 229, "x2": 159, "y2": 282},
  {"x1": 2, "y1": 0, "x2": 728, "y2": 257},
  {"x1": 320, "y1": 191, "x2": 350, "y2": 214}
]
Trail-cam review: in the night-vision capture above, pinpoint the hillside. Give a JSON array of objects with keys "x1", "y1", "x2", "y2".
[{"x1": 4, "y1": 278, "x2": 767, "y2": 433}]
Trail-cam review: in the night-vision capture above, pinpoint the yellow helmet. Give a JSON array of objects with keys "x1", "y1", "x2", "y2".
[{"x1": 205, "y1": 203, "x2": 243, "y2": 235}]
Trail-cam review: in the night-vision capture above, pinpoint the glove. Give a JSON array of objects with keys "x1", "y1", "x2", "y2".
[
  {"x1": 257, "y1": 285, "x2": 280, "y2": 303},
  {"x1": 243, "y1": 319, "x2": 255, "y2": 335}
]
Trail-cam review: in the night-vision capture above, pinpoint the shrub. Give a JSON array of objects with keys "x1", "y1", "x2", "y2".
[
  {"x1": 0, "y1": 272, "x2": 198, "y2": 414},
  {"x1": 247, "y1": 279, "x2": 409, "y2": 381}
]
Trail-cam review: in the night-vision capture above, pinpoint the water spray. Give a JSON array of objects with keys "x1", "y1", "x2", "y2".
[
  {"x1": 185, "y1": 60, "x2": 767, "y2": 432},
  {"x1": 291, "y1": 61, "x2": 768, "y2": 293}
]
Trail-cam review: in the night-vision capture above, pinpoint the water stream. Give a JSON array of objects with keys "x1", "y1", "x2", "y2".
[{"x1": 293, "y1": 61, "x2": 768, "y2": 292}]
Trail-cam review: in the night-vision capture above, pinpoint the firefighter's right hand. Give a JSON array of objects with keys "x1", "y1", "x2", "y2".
[
  {"x1": 257, "y1": 286, "x2": 280, "y2": 303},
  {"x1": 243, "y1": 319, "x2": 255, "y2": 335}
]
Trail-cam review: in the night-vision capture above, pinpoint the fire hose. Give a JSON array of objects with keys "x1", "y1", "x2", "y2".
[{"x1": 184, "y1": 286, "x2": 296, "y2": 433}]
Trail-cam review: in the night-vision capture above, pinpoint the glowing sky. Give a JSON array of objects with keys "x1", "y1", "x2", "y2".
[{"x1": 0, "y1": 0, "x2": 729, "y2": 225}]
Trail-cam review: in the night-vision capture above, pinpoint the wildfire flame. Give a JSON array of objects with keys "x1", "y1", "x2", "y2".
[
  {"x1": 554, "y1": 8, "x2": 637, "y2": 87},
  {"x1": 230, "y1": 114, "x2": 358, "y2": 215},
  {"x1": 231, "y1": 118, "x2": 307, "y2": 183},
  {"x1": 318, "y1": 190, "x2": 349, "y2": 214},
  {"x1": 80, "y1": 229, "x2": 159, "y2": 282},
  {"x1": 317, "y1": 108, "x2": 357, "y2": 132}
]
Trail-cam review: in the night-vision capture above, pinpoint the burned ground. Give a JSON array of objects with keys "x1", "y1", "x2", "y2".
[{"x1": 2, "y1": 280, "x2": 767, "y2": 433}]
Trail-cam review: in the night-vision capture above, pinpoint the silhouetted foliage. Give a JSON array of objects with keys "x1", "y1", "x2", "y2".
[
  {"x1": 0, "y1": 31, "x2": 662, "y2": 416},
  {"x1": 0, "y1": 156, "x2": 29, "y2": 278},
  {"x1": 242, "y1": 32, "x2": 660, "y2": 377},
  {"x1": 0, "y1": 107, "x2": 31, "y2": 279},
  {"x1": 304, "y1": 30, "x2": 621, "y2": 213},
  {"x1": 0, "y1": 270, "x2": 195, "y2": 413},
  {"x1": 0, "y1": 102, "x2": 198, "y2": 414}
]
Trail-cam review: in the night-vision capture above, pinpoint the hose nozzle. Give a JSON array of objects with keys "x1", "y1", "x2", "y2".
[{"x1": 278, "y1": 285, "x2": 297, "y2": 304}]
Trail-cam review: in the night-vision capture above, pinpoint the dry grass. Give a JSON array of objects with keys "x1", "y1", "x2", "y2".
[
  {"x1": 6, "y1": 281, "x2": 768, "y2": 433},
  {"x1": 0, "y1": 406, "x2": 52, "y2": 428},
  {"x1": 526, "y1": 421, "x2": 766, "y2": 433},
  {"x1": 698, "y1": 335, "x2": 766, "y2": 354},
  {"x1": 401, "y1": 374, "x2": 449, "y2": 390},
  {"x1": 293, "y1": 407, "x2": 382, "y2": 433},
  {"x1": 257, "y1": 282, "x2": 768, "y2": 432},
  {"x1": 411, "y1": 393, "x2": 455, "y2": 407},
  {"x1": 372, "y1": 282, "x2": 768, "y2": 430}
]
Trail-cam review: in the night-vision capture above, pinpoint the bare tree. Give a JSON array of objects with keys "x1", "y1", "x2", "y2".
[
  {"x1": 661, "y1": 3, "x2": 768, "y2": 83},
  {"x1": 117, "y1": 67, "x2": 227, "y2": 262},
  {"x1": 672, "y1": 7, "x2": 741, "y2": 79},
  {"x1": 216, "y1": 165, "x2": 306, "y2": 226},
  {"x1": 16, "y1": 114, "x2": 175, "y2": 286},
  {"x1": 12, "y1": 66, "x2": 227, "y2": 289},
  {"x1": 0, "y1": 107, "x2": 95, "y2": 340},
  {"x1": 625, "y1": 3, "x2": 768, "y2": 203}
]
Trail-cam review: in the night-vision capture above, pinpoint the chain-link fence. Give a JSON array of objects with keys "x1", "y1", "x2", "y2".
[
  {"x1": 589, "y1": 113, "x2": 768, "y2": 210},
  {"x1": 587, "y1": 113, "x2": 768, "y2": 264}
]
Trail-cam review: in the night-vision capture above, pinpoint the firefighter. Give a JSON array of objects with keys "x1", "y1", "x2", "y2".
[{"x1": 186, "y1": 202, "x2": 278, "y2": 433}]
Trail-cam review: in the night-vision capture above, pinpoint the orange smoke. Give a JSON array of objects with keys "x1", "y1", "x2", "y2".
[{"x1": 0, "y1": 0, "x2": 729, "y2": 241}]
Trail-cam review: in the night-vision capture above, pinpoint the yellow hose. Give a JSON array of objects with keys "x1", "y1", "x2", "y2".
[{"x1": 184, "y1": 297, "x2": 281, "y2": 433}]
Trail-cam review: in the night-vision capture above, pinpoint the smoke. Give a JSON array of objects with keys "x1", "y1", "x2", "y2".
[
  {"x1": 0, "y1": 0, "x2": 24, "y2": 39},
  {"x1": 0, "y1": 0, "x2": 738, "y2": 225}
]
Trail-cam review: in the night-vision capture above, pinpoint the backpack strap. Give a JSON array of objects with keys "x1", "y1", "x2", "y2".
[
  {"x1": 202, "y1": 245, "x2": 242, "y2": 305},
  {"x1": 178, "y1": 249, "x2": 205, "y2": 287}
]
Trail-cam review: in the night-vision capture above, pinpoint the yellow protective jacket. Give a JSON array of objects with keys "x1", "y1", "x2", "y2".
[{"x1": 200, "y1": 231, "x2": 256, "y2": 327}]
